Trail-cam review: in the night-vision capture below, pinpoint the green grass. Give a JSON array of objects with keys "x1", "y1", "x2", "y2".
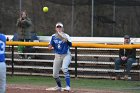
[{"x1": 7, "y1": 75, "x2": 140, "y2": 93}]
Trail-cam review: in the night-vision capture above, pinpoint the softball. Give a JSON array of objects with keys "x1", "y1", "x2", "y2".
[{"x1": 43, "y1": 7, "x2": 49, "y2": 13}]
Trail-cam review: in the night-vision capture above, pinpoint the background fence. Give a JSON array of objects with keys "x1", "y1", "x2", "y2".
[
  {"x1": 1, "y1": 0, "x2": 140, "y2": 37},
  {"x1": 5, "y1": 36, "x2": 140, "y2": 80}
]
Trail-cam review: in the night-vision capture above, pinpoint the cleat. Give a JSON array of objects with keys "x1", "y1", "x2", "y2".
[
  {"x1": 124, "y1": 75, "x2": 131, "y2": 80},
  {"x1": 124, "y1": 75, "x2": 128, "y2": 80},
  {"x1": 62, "y1": 86, "x2": 71, "y2": 91}
]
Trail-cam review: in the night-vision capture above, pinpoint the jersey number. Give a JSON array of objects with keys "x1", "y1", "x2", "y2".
[{"x1": 0, "y1": 41, "x2": 5, "y2": 54}]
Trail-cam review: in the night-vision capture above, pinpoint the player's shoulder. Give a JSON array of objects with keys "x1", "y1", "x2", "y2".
[
  {"x1": 51, "y1": 34, "x2": 56, "y2": 38},
  {"x1": 0, "y1": 33, "x2": 6, "y2": 37},
  {"x1": 52, "y1": 34, "x2": 55, "y2": 36},
  {"x1": 0, "y1": 34, "x2": 6, "y2": 41},
  {"x1": 50, "y1": 34, "x2": 57, "y2": 40}
]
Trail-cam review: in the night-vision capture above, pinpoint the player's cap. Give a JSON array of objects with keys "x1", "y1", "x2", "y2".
[
  {"x1": 124, "y1": 35, "x2": 130, "y2": 39},
  {"x1": 56, "y1": 22, "x2": 63, "y2": 28}
]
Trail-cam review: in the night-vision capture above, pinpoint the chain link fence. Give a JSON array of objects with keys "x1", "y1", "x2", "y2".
[{"x1": 1, "y1": 0, "x2": 140, "y2": 37}]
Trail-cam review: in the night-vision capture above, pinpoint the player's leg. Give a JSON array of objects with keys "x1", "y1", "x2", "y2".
[
  {"x1": 62, "y1": 52, "x2": 71, "y2": 90},
  {"x1": 115, "y1": 58, "x2": 122, "y2": 70},
  {"x1": 53, "y1": 54, "x2": 63, "y2": 89},
  {"x1": 25, "y1": 39, "x2": 32, "y2": 59},
  {"x1": 124, "y1": 58, "x2": 135, "y2": 80},
  {"x1": 18, "y1": 39, "x2": 25, "y2": 59},
  {"x1": 0, "y1": 62, "x2": 6, "y2": 93},
  {"x1": 126, "y1": 58, "x2": 135, "y2": 74}
]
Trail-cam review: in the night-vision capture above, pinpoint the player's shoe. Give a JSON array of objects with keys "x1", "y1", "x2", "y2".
[
  {"x1": 124, "y1": 75, "x2": 131, "y2": 80},
  {"x1": 46, "y1": 86, "x2": 62, "y2": 91},
  {"x1": 124, "y1": 75, "x2": 128, "y2": 80},
  {"x1": 62, "y1": 86, "x2": 71, "y2": 91}
]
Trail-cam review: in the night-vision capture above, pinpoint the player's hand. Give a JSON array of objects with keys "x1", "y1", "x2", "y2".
[
  {"x1": 121, "y1": 56, "x2": 127, "y2": 60},
  {"x1": 48, "y1": 44, "x2": 54, "y2": 50}
]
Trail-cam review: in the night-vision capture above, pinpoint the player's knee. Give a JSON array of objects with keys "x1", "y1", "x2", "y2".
[
  {"x1": 62, "y1": 67, "x2": 68, "y2": 73},
  {"x1": 53, "y1": 73, "x2": 59, "y2": 78},
  {"x1": 62, "y1": 68, "x2": 70, "y2": 77}
]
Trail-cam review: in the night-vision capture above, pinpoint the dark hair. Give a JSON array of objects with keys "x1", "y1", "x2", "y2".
[
  {"x1": 124, "y1": 35, "x2": 130, "y2": 39},
  {"x1": 20, "y1": 10, "x2": 27, "y2": 17}
]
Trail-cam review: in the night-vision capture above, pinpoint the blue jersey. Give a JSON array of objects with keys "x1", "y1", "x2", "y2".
[
  {"x1": 0, "y1": 34, "x2": 6, "y2": 62},
  {"x1": 50, "y1": 33, "x2": 72, "y2": 54}
]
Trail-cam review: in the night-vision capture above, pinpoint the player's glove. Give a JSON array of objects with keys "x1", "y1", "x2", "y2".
[{"x1": 57, "y1": 32, "x2": 68, "y2": 42}]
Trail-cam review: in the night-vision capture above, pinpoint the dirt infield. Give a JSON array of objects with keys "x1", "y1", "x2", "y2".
[{"x1": 6, "y1": 84, "x2": 129, "y2": 93}]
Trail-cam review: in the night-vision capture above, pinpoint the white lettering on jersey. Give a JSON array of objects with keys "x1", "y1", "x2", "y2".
[{"x1": 0, "y1": 40, "x2": 5, "y2": 54}]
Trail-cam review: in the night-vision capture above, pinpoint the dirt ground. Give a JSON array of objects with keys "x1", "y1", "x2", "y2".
[{"x1": 6, "y1": 84, "x2": 129, "y2": 93}]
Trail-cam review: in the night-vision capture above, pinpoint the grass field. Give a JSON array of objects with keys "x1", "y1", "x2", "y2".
[{"x1": 7, "y1": 75, "x2": 140, "y2": 93}]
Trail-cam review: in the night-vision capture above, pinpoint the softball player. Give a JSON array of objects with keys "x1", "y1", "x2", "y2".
[
  {"x1": 47, "y1": 22, "x2": 72, "y2": 91},
  {"x1": 0, "y1": 33, "x2": 6, "y2": 93}
]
